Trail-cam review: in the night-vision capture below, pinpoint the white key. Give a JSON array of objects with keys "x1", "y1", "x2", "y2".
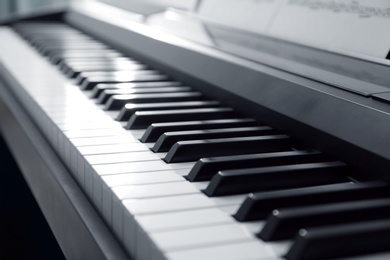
[
  {"x1": 121, "y1": 194, "x2": 215, "y2": 256},
  {"x1": 85, "y1": 151, "x2": 159, "y2": 164},
  {"x1": 105, "y1": 110, "x2": 121, "y2": 119},
  {"x1": 47, "y1": 107, "x2": 105, "y2": 118},
  {"x1": 136, "y1": 208, "x2": 235, "y2": 233},
  {"x1": 77, "y1": 149, "x2": 86, "y2": 186},
  {"x1": 101, "y1": 170, "x2": 186, "y2": 225},
  {"x1": 112, "y1": 182, "x2": 200, "y2": 240},
  {"x1": 71, "y1": 135, "x2": 140, "y2": 146},
  {"x1": 149, "y1": 223, "x2": 255, "y2": 251},
  {"x1": 52, "y1": 112, "x2": 110, "y2": 124},
  {"x1": 124, "y1": 193, "x2": 215, "y2": 216},
  {"x1": 58, "y1": 121, "x2": 122, "y2": 131},
  {"x1": 209, "y1": 195, "x2": 248, "y2": 214},
  {"x1": 102, "y1": 170, "x2": 185, "y2": 187},
  {"x1": 219, "y1": 204, "x2": 243, "y2": 215},
  {"x1": 79, "y1": 146, "x2": 157, "y2": 195},
  {"x1": 93, "y1": 160, "x2": 194, "y2": 175},
  {"x1": 64, "y1": 128, "x2": 126, "y2": 138},
  {"x1": 70, "y1": 144, "x2": 79, "y2": 176},
  {"x1": 166, "y1": 240, "x2": 278, "y2": 260},
  {"x1": 113, "y1": 181, "x2": 200, "y2": 200},
  {"x1": 78, "y1": 143, "x2": 149, "y2": 155},
  {"x1": 92, "y1": 158, "x2": 190, "y2": 205},
  {"x1": 190, "y1": 181, "x2": 209, "y2": 190},
  {"x1": 121, "y1": 188, "x2": 248, "y2": 256},
  {"x1": 95, "y1": 159, "x2": 190, "y2": 217},
  {"x1": 264, "y1": 241, "x2": 292, "y2": 258}
]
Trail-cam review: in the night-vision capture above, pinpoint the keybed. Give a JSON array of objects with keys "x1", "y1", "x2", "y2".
[{"x1": 1, "y1": 20, "x2": 390, "y2": 260}]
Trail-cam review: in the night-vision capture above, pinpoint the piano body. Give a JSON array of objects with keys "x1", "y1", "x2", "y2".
[{"x1": 1, "y1": 0, "x2": 390, "y2": 259}]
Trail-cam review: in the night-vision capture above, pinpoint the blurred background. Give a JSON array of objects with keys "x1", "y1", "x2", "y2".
[
  {"x1": 0, "y1": 0, "x2": 69, "y2": 20},
  {"x1": 0, "y1": 0, "x2": 199, "y2": 21}
]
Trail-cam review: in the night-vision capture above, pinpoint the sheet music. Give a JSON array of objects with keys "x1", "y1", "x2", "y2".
[
  {"x1": 198, "y1": 0, "x2": 390, "y2": 59},
  {"x1": 269, "y1": 0, "x2": 390, "y2": 58},
  {"x1": 146, "y1": 10, "x2": 215, "y2": 45},
  {"x1": 198, "y1": 0, "x2": 283, "y2": 33}
]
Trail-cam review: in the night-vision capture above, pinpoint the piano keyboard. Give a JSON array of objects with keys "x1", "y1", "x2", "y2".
[{"x1": 2, "y1": 21, "x2": 390, "y2": 260}]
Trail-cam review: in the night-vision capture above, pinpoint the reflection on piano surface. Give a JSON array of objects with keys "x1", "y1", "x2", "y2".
[{"x1": 1, "y1": 0, "x2": 390, "y2": 259}]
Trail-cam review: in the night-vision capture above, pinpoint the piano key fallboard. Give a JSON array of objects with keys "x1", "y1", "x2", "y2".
[{"x1": 1, "y1": 13, "x2": 390, "y2": 260}]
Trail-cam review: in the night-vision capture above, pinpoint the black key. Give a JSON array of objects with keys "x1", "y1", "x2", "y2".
[
  {"x1": 259, "y1": 198, "x2": 390, "y2": 241},
  {"x1": 67, "y1": 63, "x2": 146, "y2": 78},
  {"x1": 187, "y1": 150, "x2": 324, "y2": 182},
  {"x1": 106, "y1": 92, "x2": 202, "y2": 110},
  {"x1": 91, "y1": 81, "x2": 182, "y2": 98},
  {"x1": 204, "y1": 161, "x2": 349, "y2": 197},
  {"x1": 153, "y1": 126, "x2": 277, "y2": 152},
  {"x1": 140, "y1": 118, "x2": 257, "y2": 143},
  {"x1": 164, "y1": 134, "x2": 292, "y2": 163},
  {"x1": 81, "y1": 74, "x2": 170, "y2": 91},
  {"x1": 286, "y1": 220, "x2": 390, "y2": 260},
  {"x1": 76, "y1": 70, "x2": 159, "y2": 85},
  {"x1": 235, "y1": 181, "x2": 389, "y2": 221},
  {"x1": 97, "y1": 87, "x2": 192, "y2": 104},
  {"x1": 117, "y1": 101, "x2": 220, "y2": 121},
  {"x1": 127, "y1": 107, "x2": 234, "y2": 129}
]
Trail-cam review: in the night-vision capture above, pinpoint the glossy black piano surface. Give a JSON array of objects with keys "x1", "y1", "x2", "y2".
[{"x1": 1, "y1": 1, "x2": 390, "y2": 260}]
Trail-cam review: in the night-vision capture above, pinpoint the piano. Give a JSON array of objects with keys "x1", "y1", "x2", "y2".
[{"x1": 1, "y1": 0, "x2": 390, "y2": 259}]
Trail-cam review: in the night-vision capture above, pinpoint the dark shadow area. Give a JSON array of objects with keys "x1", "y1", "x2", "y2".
[{"x1": 0, "y1": 134, "x2": 65, "y2": 260}]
